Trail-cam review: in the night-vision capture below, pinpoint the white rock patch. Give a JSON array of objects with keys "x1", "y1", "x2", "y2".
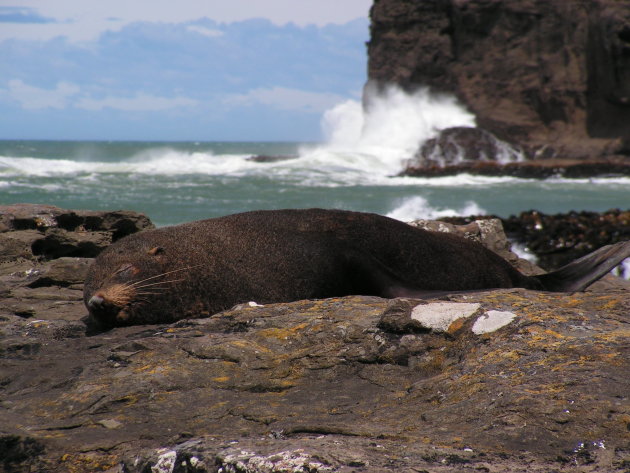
[
  {"x1": 411, "y1": 302, "x2": 481, "y2": 332},
  {"x1": 151, "y1": 449, "x2": 177, "y2": 473},
  {"x1": 472, "y1": 310, "x2": 517, "y2": 334}
]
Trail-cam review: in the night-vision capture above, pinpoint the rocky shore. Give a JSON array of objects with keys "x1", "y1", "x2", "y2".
[{"x1": 1, "y1": 204, "x2": 629, "y2": 473}]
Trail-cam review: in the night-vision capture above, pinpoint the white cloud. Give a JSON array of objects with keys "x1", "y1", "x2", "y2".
[
  {"x1": 186, "y1": 25, "x2": 223, "y2": 38},
  {"x1": 3, "y1": 79, "x2": 198, "y2": 112},
  {"x1": 6, "y1": 79, "x2": 80, "y2": 109},
  {"x1": 76, "y1": 93, "x2": 198, "y2": 111},
  {"x1": 227, "y1": 86, "x2": 347, "y2": 113},
  {"x1": 0, "y1": 0, "x2": 371, "y2": 42}
]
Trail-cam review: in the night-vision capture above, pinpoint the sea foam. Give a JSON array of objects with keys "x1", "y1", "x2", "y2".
[
  {"x1": 310, "y1": 85, "x2": 477, "y2": 175},
  {"x1": 386, "y1": 195, "x2": 486, "y2": 221}
]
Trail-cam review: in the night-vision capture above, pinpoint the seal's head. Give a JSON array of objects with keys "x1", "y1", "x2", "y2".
[{"x1": 83, "y1": 242, "x2": 180, "y2": 330}]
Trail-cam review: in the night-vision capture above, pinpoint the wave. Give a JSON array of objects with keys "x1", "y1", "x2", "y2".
[
  {"x1": 0, "y1": 86, "x2": 477, "y2": 179},
  {"x1": 1, "y1": 87, "x2": 629, "y2": 191},
  {"x1": 2, "y1": 151, "x2": 629, "y2": 193},
  {"x1": 0, "y1": 152, "x2": 252, "y2": 177},
  {"x1": 386, "y1": 196, "x2": 486, "y2": 221}
]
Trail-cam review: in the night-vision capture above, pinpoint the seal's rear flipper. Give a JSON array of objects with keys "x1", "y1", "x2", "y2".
[{"x1": 534, "y1": 241, "x2": 630, "y2": 292}]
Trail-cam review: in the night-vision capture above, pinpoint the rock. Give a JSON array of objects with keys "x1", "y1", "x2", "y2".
[
  {"x1": 368, "y1": 0, "x2": 630, "y2": 160},
  {"x1": 501, "y1": 209, "x2": 630, "y2": 270},
  {"x1": 27, "y1": 257, "x2": 92, "y2": 288},
  {"x1": 409, "y1": 217, "x2": 543, "y2": 275},
  {"x1": 413, "y1": 126, "x2": 524, "y2": 167},
  {"x1": 0, "y1": 204, "x2": 153, "y2": 261},
  {"x1": 442, "y1": 209, "x2": 630, "y2": 274},
  {"x1": 1, "y1": 291, "x2": 629, "y2": 472},
  {"x1": 247, "y1": 154, "x2": 298, "y2": 163},
  {"x1": 402, "y1": 158, "x2": 630, "y2": 178},
  {"x1": 0, "y1": 233, "x2": 33, "y2": 263}
]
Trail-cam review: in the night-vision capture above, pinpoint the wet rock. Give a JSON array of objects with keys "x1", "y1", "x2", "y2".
[
  {"x1": 247, "y1": 154, "x2": 298, "y2": 163},
  {"x1": 501, "y1": 209, "x2": 630, "y2": 270},
  {"x1": 413, "y1": 126, "x2": 524, "y2": 167},
  {"x1": 442, "y1": 209, "x2": 630, "y2": 274},
  {"x1": 402, "y1": 158, "x2": 630, "y2": 178}
]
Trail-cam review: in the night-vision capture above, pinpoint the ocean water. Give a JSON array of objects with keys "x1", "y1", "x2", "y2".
[{"x1": 1, "y1": 87, "x2": 629, "y2": 228}]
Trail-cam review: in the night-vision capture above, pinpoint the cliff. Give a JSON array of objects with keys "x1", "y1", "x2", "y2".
[{"x1": 368, "y1": 0, "x2": 630, "y2": 160}]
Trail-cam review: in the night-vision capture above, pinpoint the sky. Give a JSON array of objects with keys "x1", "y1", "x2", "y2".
[{"x1": 0, "y1": 1, "x2": 372, "y2": 141}]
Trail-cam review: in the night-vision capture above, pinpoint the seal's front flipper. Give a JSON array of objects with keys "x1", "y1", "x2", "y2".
[{"x1": 534, "y1": 240, "x2": 630, "y2": 292}]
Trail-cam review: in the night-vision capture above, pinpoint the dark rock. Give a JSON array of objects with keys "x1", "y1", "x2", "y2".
[
  {"x1": 502, "y1": 209, "x2": 630, "y2": 270},
  {"x1": 368, "y1": 0, "x2": 630, "y2": 160},
  {"x1": 444, "y1": 209, "x2": 630, "y2": 273},
  {"x1": 30, "y1": 228, "x2": 111, "y2": 259},
  {"x1": 0, "y1": 435, "x2": 46, "y2": 473},
  {"x1": 0, "y1": 204, "x2": 153, "y2": 236},
  {"x1": 413, "y1": 126, "x2": 524, "y2": 167},
  {"x1": 0, "y1": 233, "x2": 33, "y2": 263},
  {"x1": 402, "y1": 158, "x2": 630, "y2": 178},
  {"x1": 247, "y1": 154, "x2": 298, "y2": 163}
]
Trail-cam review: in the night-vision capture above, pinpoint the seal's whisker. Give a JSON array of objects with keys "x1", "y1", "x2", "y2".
[
  {"x1": 128, "y1": 266, "x2": 201, "y2": 287},
  {"x1": 134, "y1": 288, "x2": 167, "y2": 293},
  {"x1": 132, "y1": 278, "x2": 185, "y2": 289}
]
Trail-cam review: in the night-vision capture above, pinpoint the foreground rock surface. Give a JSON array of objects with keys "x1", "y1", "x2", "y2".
[
  {"x1": 2, "y1": 291, "x2": 629, "y2": 472},
  {"x1": 1, "y1": 205, "x2": 629, "y2": 472}
]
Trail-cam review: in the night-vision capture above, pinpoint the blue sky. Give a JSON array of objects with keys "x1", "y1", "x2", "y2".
[{"x1": 0, "y1": 1, "x2": 371, "y2": 141}]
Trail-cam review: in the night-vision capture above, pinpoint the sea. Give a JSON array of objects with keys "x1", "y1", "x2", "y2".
[{"x1": 1, "y1": 87, "x2": 629, "y2": 228}]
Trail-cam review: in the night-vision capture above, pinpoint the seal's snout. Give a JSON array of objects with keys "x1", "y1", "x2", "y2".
[
  {"x1": 86, "y1": 283, "x2": 135, "y2": 320},
  {"x1": 88, "y1": 294, "x2": 105, "y2": 310}
]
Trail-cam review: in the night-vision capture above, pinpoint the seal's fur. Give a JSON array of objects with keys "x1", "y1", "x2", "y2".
[{"x1": 83, "y1": 208, "x2": 630, "y2": 329}]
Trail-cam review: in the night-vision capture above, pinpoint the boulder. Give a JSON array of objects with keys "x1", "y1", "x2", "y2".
[{"x1": 413, "y1": 126, "x2": 524, "y2": 167}]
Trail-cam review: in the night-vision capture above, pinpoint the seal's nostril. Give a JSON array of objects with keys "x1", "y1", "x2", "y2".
[{"x1": 88, "y1": 295, "x2": 105, "y2": 309}]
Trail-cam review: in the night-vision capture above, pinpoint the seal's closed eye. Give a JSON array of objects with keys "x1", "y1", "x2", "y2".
[
  {"x1": 115, "y1": 263, "x2": 138, "y2": 278},
  {"x1": 147, "y1": 246, "x2": 164, "y2": 256}
]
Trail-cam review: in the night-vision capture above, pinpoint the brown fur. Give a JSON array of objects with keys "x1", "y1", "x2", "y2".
[{"x1": 83, "y1": 208, "x2": 627, "y2": 330}]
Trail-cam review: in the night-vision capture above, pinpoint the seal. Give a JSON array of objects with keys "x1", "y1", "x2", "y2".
[{"x1": 83, "y1": 208, "x2": 630, "y2": 329}]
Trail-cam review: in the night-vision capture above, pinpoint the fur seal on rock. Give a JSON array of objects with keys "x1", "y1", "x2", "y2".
[{"x1": 84, "y1": 208, "x2": 630, "y2": 329}]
